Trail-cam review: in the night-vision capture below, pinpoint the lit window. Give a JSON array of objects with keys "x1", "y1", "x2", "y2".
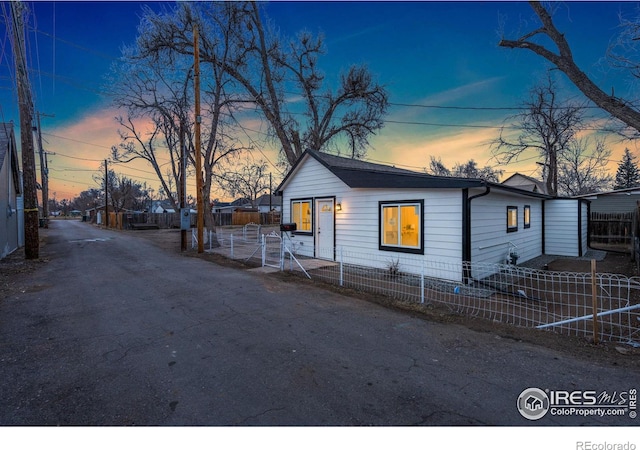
[
  {"x1": 379, "y1": 200, "x2": 423, "y2": 254},
  {"x1": 507, "y1": 206, "x2": 518, "y2": 233},
  {"x1": 524, "y1": 205, "x2": 531, "y2": 229},
  {"x1": 291, "y1": 199, "x2": 312, "y2": 233}
]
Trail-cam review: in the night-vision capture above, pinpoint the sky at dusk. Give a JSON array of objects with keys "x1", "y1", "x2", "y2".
[{"x1": 2, "y1": 1, "x2": 640, "y2": 201}]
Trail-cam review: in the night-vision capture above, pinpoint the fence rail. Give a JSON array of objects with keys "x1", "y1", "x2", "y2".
[{"x1": 209, "y1": 228, "x2": 640, "y2": 346}]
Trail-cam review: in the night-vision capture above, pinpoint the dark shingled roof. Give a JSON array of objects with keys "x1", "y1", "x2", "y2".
[
  {"x1": 279, "y1": 149, "x2": 484, "y2": 190},
  {"x1": 277, "y1": 149, "x2": 554, "y2": 199}
]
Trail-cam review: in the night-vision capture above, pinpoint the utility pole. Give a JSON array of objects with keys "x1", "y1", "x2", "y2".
[
  {"x1": 11, "y1": 1, "x2": 39, "y2": 259},
  {"x1": 179, "y1": 122, "x2": 187, "y2": 251},
  {"x1": 194, "y1": 24, "x2": 204, "y2": 253},
  {"x1": 269, "y1": 172, "x2": 272, "y2": 211},
  {"x1": 36, "y1": 112, "x2": 53, "y2": 227},
  {"x1": 104, "y1": 159, "x2": 109, "y2": 228}
]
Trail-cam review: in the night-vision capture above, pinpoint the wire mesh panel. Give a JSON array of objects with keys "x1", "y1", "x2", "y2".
[
  {"x1": 263, "y1": 232, "x2": 283, "y2": 269},
  {"x1": 243, "y1": 223, "x2": 261, "y2": 243},
  {"x1": 206, "y1": 231, "x2": 640, "y2": 345},
  {"x1": 299, "y1": 250, "x2": 640, "y2": 346}
]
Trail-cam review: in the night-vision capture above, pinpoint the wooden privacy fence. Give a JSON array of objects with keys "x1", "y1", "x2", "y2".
[
  {"x1": 232, "y1": 211, "x2": 260, "y2": 226},
  {"x1": 589, "y1": 212, "x2": 635, "y2": 248},
  {"x1": 214, "y1": 212, "x2": 281, "y2": 227},
  {"x1": 100, "y1": 211, "x2": 282, "y2": 229}
]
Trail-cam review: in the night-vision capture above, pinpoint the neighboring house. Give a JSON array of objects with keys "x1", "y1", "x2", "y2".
[
  {"x1": 276, "y1": 150, "x2": 589, "y2": 282},
  {"x1": 150, "y1": 200, "x2": 176, "y2": 214},
  {"x1": 574, "y1": 187, "x2": 640, "y2": 213},
  {"x1": 501, "y1": 173, "x2": 548, "y2": 195},
  {"x1": 0, "y1": 123, "x2": 23, "y2": 259},
  {"x1": 256, "y1": 194, "x2": 282, "y2": 213}
]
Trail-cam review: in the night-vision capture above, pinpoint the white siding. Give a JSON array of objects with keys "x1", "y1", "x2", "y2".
[
  {"x1": 471, "y1": 192, "x2": 543, "y2": 265},
  {"x1": 581, "y1": 201, "x2": 589, "y2": 256},
  {"x1": 545, "y1": 199, "x2": 580, "y2": 257},
  {"x1": 281, "y1": 155, "x2": 583, "y2": 281},
  {"x1": 281, "y1": 156, "x2": 464, "y2": 281},
  {"x1": 281, "y1": 157, "x2": 349, "y2": 257}
]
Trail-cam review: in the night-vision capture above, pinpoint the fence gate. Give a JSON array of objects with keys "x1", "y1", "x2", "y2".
[{"x1": 263, "y1": 232, "x2": 283, "y2": 269}]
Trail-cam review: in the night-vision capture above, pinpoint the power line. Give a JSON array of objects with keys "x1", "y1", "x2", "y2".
[
  {"x1": 51, "y1": 150, "x2": 104, "y2": 162},
  {"x1": 42, "y1": 132, "x2": 113, "y2": 150},
  {"x1": 387, "y1": 101, "x2": 624, "y2": 111}
]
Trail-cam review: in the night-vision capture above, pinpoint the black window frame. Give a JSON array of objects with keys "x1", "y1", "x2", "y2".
[
  {"x1": 507, "y1": 206, "x2": 518, "y2": 233},
  {"x1": 524, "y1": 205, "x2": 531, "y2": 229},
  {"x1": 290, "y1": 198, "x2": 313, "y2": 236},
  {"x1": 378, "y1": 199, "x2": 425, "y2": 255}
]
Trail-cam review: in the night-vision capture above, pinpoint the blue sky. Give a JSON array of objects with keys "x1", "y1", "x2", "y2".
[{"x1": 1, "y1": 1, "x2": 639, "y2": 199}]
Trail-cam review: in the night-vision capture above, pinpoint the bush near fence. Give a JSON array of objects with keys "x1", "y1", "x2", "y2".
[{"x1": 210, "y1": 227, "x2": 640, "y2": 346}]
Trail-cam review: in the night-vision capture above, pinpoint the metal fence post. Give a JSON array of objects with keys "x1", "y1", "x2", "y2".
[
  {"x1": 421, "y1": 260, "x2": 425, "y2": 304},
  {"x1": 591, "y1": 259, "x2": 599, "y2": 344},
  {"x1": 261, "y1": 234, "x2": 266, "y2": 267},
  {"x1": 339, "y1": 246, "x2": 344, "y2": 287},
  {"x1": 281, "y1": 236, "x2": 286, "y2": 271},
  {"x1": 230, "y1": 234, "x2": 234, "y2": 259}
]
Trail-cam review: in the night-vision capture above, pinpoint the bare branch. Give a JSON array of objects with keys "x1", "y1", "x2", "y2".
[{"x1": 499, "y1": 1, "x2": 640, "y2": 134}]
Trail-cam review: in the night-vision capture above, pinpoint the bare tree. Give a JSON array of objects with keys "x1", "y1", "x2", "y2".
[
  {"x1": 71, "y1": 188, "x2": 103, "y2": 213},
  {"x1": 492, "y1": 75, "x2": 584, "y2": 196},
  {"x1": 216, "y1": 159, "x2": 271, "y2": 208},
  {"x1": 557, "y1": 137, "x2": 613, "y2": 195},
  {"x1": 499, "y1": 1, "x2": 640, "y2": 136},
  {"x1": 426, "y1": 156, "x2": 503, "y2": 182},
  {"x1": 117, "y1": 3, "x2": 250, "y2": 232},
  {"x1": 229, "y1": 2, "x2": 389, "y2": 165},
  {"x1": 93, "y1": 166, "x2": 149, "y2": 214},
  {"x1": 426, "y1": 156, "x2": 451, "y2": 177},
  {"x1": 107, "y1": 38, "x2": 193, "y2": 212},
  {"x1": 451, "y1": 160, "x2": 503, "y2": 182},
  {"x1": 133, "y1": 2, "x2": 388, "y2": 167}
]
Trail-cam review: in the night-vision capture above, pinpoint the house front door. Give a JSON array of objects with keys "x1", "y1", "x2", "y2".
[{"x1": 315, "y1": 199, "x2": 335, "y2": 260}]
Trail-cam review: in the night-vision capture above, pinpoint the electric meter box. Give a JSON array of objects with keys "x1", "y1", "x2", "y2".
[{"x1": 180, "y1": 208, "x2": 192, "y2": 230}]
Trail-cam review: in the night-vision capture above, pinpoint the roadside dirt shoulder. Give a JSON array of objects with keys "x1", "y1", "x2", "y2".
[{"x1": 125, "y1": 228, "x2": 640, "y2": 370}]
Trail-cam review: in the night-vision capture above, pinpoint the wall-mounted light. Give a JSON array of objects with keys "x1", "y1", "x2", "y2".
[{"x1": 336, "y1": 203, "x2": 342, "y2": 212}]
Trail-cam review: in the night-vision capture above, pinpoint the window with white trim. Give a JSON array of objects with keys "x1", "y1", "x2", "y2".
[
  {"x1": 291, "y1": 199, "x2": 312, "y2": 233},
  {"x1": 379, "y1": 200, "x2": 423, "y2": 254}
]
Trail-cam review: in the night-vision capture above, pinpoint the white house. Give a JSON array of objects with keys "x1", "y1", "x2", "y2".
[
  {"x1": 501, "y1": 172, "x2": 548, "y2": 194},
  {"x1": 0, "y1": 123, "x2": 23, "y2": 259},
  {"x1": 276, "y1": 150, "x2": 589, "y2": 282}
]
